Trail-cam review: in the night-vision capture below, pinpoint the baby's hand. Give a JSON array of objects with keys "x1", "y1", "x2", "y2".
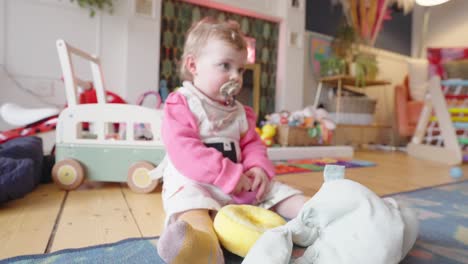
[
  {"x1": 232, "y1": 174, "x2": 252, "y2": 195},
  {"x1": 245, "y1": 167, "x2": 269, "y2": 201}
]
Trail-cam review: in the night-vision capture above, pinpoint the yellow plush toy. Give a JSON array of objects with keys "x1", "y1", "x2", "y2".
[
  {"x1": 260, "y1": 124, "x2": 277, "y2": 146},
  {"x1": 213, "y1": 204, "x2": 286, "y2": 257}
]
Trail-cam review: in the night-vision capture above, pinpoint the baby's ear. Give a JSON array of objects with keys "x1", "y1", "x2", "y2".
[{"x1": 185, "y1": 54, "x2": 197, "y2": 76}]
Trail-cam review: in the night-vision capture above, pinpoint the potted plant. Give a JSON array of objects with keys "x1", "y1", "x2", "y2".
[
  {"x1": 70, "y1": 0, "x2": 114, "y2": 17},
  {"x1": 352, "y1": 53, "x2": 379, "y2": 87},
  {"x1": 331, "y1": 23, "x2": 359, "y2": 66},
  {"x1": 320, "y1": 56, "x2": 346, "y2": 77}
]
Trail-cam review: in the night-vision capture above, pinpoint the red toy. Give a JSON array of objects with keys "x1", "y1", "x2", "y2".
[
  {"x1": 0, "y1": 115, "x2": 58, "y2": 144},
  {"x1": 79, "y1": 85, "x2": 126, "y2": 105}
]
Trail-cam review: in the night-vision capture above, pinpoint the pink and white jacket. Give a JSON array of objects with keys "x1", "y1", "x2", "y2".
[{"x1": 161, "y1": 81, "x2": 275, "y2": 197}]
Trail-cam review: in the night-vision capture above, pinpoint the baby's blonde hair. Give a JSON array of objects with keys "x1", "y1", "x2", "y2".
[{"x1": 180, "y1": 17, "x2": 247, "y2": 81}]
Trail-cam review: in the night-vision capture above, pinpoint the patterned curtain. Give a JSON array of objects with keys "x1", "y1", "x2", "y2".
[{"x1": 160, "y1": 0, "x2": 279, "y2": 118}]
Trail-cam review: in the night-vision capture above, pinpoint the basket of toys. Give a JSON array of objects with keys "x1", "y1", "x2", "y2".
[
  {"x1": 276, "y1": 125, "x2": 331, "y2": 147},
  {"x1": 260, "y1": 107, "x2": 335, "y2": 147},
  {"x1": 327, "y1": 95, "x2": 377, "y2": 125},
  {"x1": 329, "y1": 96, "x2": 377, "y2": 114}
]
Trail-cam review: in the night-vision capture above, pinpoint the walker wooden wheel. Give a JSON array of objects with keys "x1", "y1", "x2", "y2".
[
  {"x1": 52, "y1": 159, "x2": 85, "y2": 190},
  {"x1": 127, "y1": 161, "x2": 158, "y2": 193}
]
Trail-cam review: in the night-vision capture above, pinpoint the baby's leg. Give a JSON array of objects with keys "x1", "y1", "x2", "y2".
[
  {"x1": 272, "y1": 194, "x2": 308, "y2": 219},
  {"x1": 157, "y1": 209, "x2": 224, "y2": 264}
]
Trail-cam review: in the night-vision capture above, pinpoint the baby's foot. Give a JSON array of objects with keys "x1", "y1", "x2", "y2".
[{"x1": 156, "y1": 220, "x2": 224, "y2": 264}]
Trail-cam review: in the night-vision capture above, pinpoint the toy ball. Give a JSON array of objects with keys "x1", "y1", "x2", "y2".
[
  {"x1": 288, "y1": 120, "x2": 300, "y2": 127},
  {"x1": 213, "y1": 204, "x2": 286, "y2": 257},
  {"x1": 303, "y1": 117, "x2": 314, "y2": 127},
  {"x1": 450, "y1": 166, "x2": 463, "y2": 178},
  {"x1": 280, "y1": 116, "x2": 289, "y2": 124}
]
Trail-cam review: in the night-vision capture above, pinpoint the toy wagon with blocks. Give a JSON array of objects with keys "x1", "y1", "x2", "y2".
[{"x1": 52, "y1": 39, "x2": 165, "y2": 193}]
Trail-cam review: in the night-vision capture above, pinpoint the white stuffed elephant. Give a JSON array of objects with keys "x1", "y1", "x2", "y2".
[{"x1": 242, "y1": 165, "x2": 419, "y2": 264}]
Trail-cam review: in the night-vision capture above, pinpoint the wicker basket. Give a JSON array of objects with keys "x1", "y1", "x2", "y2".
[
  {"x1": 276, "y1": 125, "x2": 331, "y2": 147},
  {"x1": 328, "y1": 96, "x2": 377, "y2": 114}
]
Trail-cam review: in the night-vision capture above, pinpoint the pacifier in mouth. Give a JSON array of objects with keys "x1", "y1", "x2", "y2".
[{"x1": 220, "y1": 81, "x2": 241, "y2": 106}]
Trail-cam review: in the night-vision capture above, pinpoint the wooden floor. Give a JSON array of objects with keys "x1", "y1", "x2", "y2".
[{"x1": 1, "y1": 150, "x2": 467, "y2": 260}]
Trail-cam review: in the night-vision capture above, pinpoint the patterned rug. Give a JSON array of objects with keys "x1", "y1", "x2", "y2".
[
  {"x1": 2, "y1": 181, "x2": 467, "y2": 264},
  {"x1": 393, "y1": 181, "x2": 468, "y2": 264},
  {"x1": 274, "y1": 158, "x2": 376, "y2": 175}
]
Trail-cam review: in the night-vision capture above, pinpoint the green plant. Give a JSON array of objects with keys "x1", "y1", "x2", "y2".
[
  {"x1": 353, "y1": 53, "x2": 379, "y2": 87},
  {"x1": 70, "y1": 0, "x2": 114, "y2": 17},
  {"x1": 331, "y1": 22, "x2": 359, "y2": 62},
  {"x1": 320, "y1": 56, "x2": 346, "y2": 77}
]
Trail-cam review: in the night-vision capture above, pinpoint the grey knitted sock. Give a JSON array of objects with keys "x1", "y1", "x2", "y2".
[{"x1": 156, "y1": 220, "x2": 224, "y2": 264}]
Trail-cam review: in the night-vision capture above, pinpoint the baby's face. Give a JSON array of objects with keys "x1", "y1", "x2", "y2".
[{"x1": 191, "y1": 38, "x2": 247, "y2": 104}]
